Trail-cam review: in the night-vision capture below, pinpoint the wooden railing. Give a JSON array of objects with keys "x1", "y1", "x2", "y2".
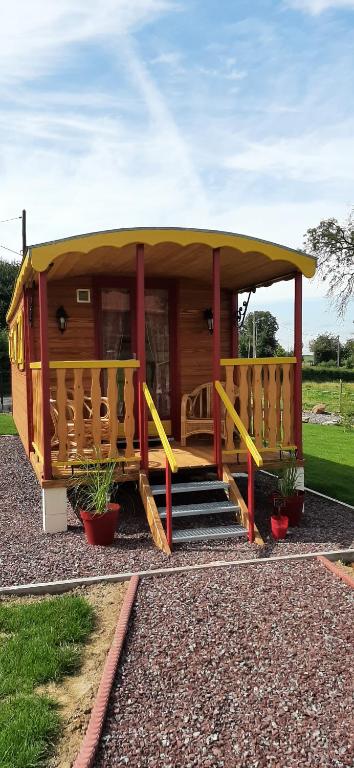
[
  {"x1": 32, "y1": 367, "x2": 44, "y2": 464},
  {"x1": 220, "y1": 357, "x2": 297, "y2": 455},
  {"x1": 30, "y1": 360, "x2": 140, "y2": 467},
  {"x1": 215, "y1": 380, "x2": 262, "y2": 542},
  {"x1": 143, "y1": 382, "x2": 178, "y2": 548}
]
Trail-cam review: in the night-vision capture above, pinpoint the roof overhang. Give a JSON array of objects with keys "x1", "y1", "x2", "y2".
[{"x1": 6, "y1": 227, "x2": 316, "y2": 322}]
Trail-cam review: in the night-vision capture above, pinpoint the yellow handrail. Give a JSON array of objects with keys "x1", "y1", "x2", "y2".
[
  {"x1": 143, "y1": 383, "x2": 178, "y2": 473},
  {"x1": 215, "y1": 380, "x2": 263, "y2": 468},
  {"x1": 221, "y1": 357, "x2": 296, "y2": 366},
  {"x1": 30, "y1": 359, "x2": 140, "y2": 370}
]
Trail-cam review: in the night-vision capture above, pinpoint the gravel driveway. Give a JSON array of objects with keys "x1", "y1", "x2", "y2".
[
  {"x1": 95, "y1": 560, "x2": 353, "y2": 768},
  {"x1": 0, "y1": 437, "x2": 353, "y2": 588}
]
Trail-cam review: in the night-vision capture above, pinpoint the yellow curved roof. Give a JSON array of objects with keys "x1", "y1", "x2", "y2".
[{"x1": 7, "y1": 227, "x2": 316, "y2": 322}]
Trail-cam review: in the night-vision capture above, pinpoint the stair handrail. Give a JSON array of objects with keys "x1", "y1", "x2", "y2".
[
  {"x1": 215, "y1": 380, "x2": 262, "y2": 543},
  {"x1": 214, "y1": 380, "x2": 263, "y2": 467},
  {"x1": 143, "y1": 382, "x2": 177, "y2": 550},
  {"x1": 142, "y1": 383, "x2": 178, "y2": 473}
]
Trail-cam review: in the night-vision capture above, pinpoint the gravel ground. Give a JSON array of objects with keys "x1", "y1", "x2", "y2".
[
  {"x1": 0, "y1": 437, "x2": 353, "y2": 588},
  {"x1": 302, "y1": 410, "x2": 341, "y2": 425},
  {"x1": 95, "y1": 560, "x2": 354, "y2": 768}
]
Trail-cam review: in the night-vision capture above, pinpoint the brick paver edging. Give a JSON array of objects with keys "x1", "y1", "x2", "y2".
[
  {"x1": 72, "y1": 575, "x2": 139, "y2": 768},
  {"x1": 317, "y1": 555, "x2": 354, "y2": 589}
]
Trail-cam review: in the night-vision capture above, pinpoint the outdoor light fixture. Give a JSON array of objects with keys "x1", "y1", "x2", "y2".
[
  {"x1": 56, "y1": 306, "x2": 69, "y2": 333},
  {"x1": 204, "y1": 307, "x2": 214, "y2": 334}
]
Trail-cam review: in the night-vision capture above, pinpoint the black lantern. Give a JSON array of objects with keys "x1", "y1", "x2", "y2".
[
  {"x1": 56, "y1": 306, "x2": 68, "y2": 333},
  {"x1": 204, "y1": 307, "x2": 214, "y2": 334}
]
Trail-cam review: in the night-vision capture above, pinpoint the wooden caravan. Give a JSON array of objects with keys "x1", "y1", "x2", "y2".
[{"x1": 7, "y1": 227, "x2": 316, "y2": 550}]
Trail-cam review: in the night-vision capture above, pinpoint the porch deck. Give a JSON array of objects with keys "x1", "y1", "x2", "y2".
[{"x1": 30, "y1": 438, "x2": 300, "y2": 488}]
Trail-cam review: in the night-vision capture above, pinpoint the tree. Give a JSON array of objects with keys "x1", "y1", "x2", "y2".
[
  {"x1": 304, "y1": 209, "x2": 354, "y2": 317},
  {"x1": 239, "y1": 311, "x2": 279, "y2": 357},
  {"x1": 342, "y1": 338, "x2": 354, "y2": 368},
  {"x1": 0, "y1": 258, "x2": 20, "y2": 329},
  {"x1": 309, "y1": 333, "x2": 342, "y2": 365}
]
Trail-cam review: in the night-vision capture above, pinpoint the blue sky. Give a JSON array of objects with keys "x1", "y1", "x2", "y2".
[{"x1": 0, "y1": 0, "x2": 353, "y2": 350}]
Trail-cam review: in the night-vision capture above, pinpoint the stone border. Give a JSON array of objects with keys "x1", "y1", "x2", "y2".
[
  {"x1": 1, "y1": 548, "x2": 354, "y2": 597},
  {"x1": 72, "y1": 574, "x2": 139, "y2": 768},
  {"x1": 317, "y1": 555, "x2": 354, "y2": 590}
]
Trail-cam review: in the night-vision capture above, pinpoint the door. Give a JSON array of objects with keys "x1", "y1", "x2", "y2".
[{"x1": 100, "y1": 284, "x2": 172, "y2": 435}]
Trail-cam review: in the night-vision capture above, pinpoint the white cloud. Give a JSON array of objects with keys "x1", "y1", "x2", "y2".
[
  {"x1": 225, "y1": 134, "x2": 354, "y2": 182},
  {"x1": 0, "y1": 0, "x2": 175, "y2": 84},
  {"x1": 286, "y1": 0, "x2": 354, "y2": 14}
]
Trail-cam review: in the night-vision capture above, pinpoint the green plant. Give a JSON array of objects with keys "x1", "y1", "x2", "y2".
[
  {"x1": 277, "y1": 460, "x2": 300, "y2": 499},
  {"x1": 340, "y1": 403, "x2": 354, "y2": 432},
  {"x1": 69, "y1": 449, "x2": 117, "y2": 516}
]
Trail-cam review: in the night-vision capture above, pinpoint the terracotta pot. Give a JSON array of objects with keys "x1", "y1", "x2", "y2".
[
  {"x1": 80, "y1": 503, "x2": 120, "y2": 546},
  {"x1": 271, "y1": 514, "x2": 288, "y2": 540},
  {"x1": 272, "y1": 492, "x2": 304, "y2": 527}
]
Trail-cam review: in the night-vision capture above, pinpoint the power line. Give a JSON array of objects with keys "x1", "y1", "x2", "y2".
[
  {"x1": 0, "y1": 244, "x2": 22, "y2": 256},
  {"x1": 0, "y1": 216, "x2": 22, "y2": 223}
]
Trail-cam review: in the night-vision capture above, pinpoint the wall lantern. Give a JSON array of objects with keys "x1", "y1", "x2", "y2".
[
  {"x1": 204, "y1": 307, "x2": 214, "y2": 334},
  {"x1": 56, "y1": 306, "x2": 69, "y2": 333}
]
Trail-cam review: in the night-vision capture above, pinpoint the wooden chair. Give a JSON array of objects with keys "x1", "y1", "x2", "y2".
[{"x1": 181, "y1": 382, "x2": 226, "y2": 446}]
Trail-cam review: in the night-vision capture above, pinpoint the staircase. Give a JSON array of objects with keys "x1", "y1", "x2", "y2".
[{"x1": 150, "y1": 471, "x2": 247, "y2": 545}]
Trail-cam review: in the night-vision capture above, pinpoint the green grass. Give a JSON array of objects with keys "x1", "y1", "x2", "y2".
[
  {"x1": 303, "y1": 423, "x2": 354, "y2": 505},
  {"x1": 0, "y1": 595, "x2": 94, "y2": 768},
  {"x1": 0, "y1": 413, "x2": 17, "y2": 435},
  {"x1": 302, "y1": 380, "x2": 354, "y2": 414}
]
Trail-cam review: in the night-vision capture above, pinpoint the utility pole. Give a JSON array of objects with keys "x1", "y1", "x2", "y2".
[
  {"x1": 22, "y1": 209, "x2": 27, "y2": 255},
  {"x1": 337, "y1": 335, "x2": 340, "y2": 367}
]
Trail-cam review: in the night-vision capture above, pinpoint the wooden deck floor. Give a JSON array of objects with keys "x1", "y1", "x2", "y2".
[{"x1": 30, "y1": 438, "x2": 299, "y2": 488}]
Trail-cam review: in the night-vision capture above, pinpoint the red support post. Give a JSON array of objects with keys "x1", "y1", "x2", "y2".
[
  {"x1": 136, "y1": 244, "x2": 148, "y2": 471},
  {"x1": 165, "y1": 459, "x2": 172, "y2": 549},
  {"x1": 231, "y1": 291, "x2": 238, "y2": 358},
  {"x1": 38, "y1": 272, "x2": 52, "y2": 480},
  {"x1": 294, "y1": 273, "x2": 303, "y2": 460},
  {"x1": 212, "y1": 247, "x2": 223, "y2": 479},
  {"x1": 247, "y1": 451, "x2": 255, "y2": 542}
]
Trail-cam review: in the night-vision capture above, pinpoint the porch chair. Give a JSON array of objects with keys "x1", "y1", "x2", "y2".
[{"x1": 181, "y1": 381, "x2": 227, "y2": 446}]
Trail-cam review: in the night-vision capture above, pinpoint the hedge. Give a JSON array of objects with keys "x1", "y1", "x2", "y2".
[{"x1": 302, "y1": 366, "x2": 354, "y2": 382}]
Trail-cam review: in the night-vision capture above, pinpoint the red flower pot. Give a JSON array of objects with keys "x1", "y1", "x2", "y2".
[
  {"x1": 80, "y1": 503, "x2": 120, "y2": 546},
  {"x1": 271, "y1": 491, "x2": 304, "y2": 527},
  {"x1": 271, "y1": 514, "x2": 289, "y2": 540},
  {"x1": 283, "y1": 493, "x2": 304, "y2": 526}
]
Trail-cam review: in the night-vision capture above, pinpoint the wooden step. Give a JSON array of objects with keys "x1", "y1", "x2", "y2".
[
  {"x1": 172, "y1": 524, "x2": 247, "y2": 544},
  {"x1": 159, "y1": 500, "x2": 239, "y2": 519},
  {"x1": 151, "y1": 480, "x2": 230, "y2": 496}
]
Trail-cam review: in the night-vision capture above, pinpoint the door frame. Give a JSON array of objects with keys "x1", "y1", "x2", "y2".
[{"x1": 92, "y1": 275, "x2": 180, "y2": 438}]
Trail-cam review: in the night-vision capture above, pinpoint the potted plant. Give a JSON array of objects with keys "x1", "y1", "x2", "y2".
[
  {"x1": 270, "y1": 497, "x2": 289, "y2": 540},
  {"x1": 272, "y1": 461, "x2": 304, "y2": 529},
  {"x1": 69, "y1": 453, "x2": 119, "y2": 546}
]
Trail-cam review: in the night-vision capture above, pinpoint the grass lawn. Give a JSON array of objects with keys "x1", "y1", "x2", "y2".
[
  {"x1": 0, "y1": 595, "x2": 94, "y2": 768},
  {"x1": 303, "y1": 423, "x2": 354, "y2": 505},
  {"x1": 0, "y1": 413, "x2": 17, "y2": 435},
  {"x1": 302, "y1": 380, "x2": 354, "y2": 413}
]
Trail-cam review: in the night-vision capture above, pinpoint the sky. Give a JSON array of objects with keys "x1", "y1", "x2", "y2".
[{"x1": 0, "y1": 0, "x2": 353, "y2": 351}]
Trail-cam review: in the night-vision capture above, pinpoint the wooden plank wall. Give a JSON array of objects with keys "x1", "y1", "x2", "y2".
[
  {"x1": 9, "y1": 296, "x2": 29, "y2": 453},
  {"x1": 179, "y1": 280, "x2": 231, "y2": 395},
  {"x1": 32, "y1": 276, "x2": 96, "y2": 362}
]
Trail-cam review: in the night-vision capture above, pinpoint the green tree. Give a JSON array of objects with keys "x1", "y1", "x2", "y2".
[
  {"x1": 240, "y1": 311, "x2": 279, "y2": 357},
  {"x1": 342, "y1": 338, "x2": 354, "y2": 368},
  {"x1": 309, "y1": 333, "x2": 343, "y2": 365},
  {"x1": 0, "y1": 258, "x2": 20, "y2": 329},
  {"x1": 304, "y1": 209, "x2": 354, "y2": 317}
]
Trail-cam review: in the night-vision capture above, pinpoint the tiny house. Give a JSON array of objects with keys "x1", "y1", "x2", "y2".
[{"x1": 7, "y1": 227, "x2": 316, "y2": 552}]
